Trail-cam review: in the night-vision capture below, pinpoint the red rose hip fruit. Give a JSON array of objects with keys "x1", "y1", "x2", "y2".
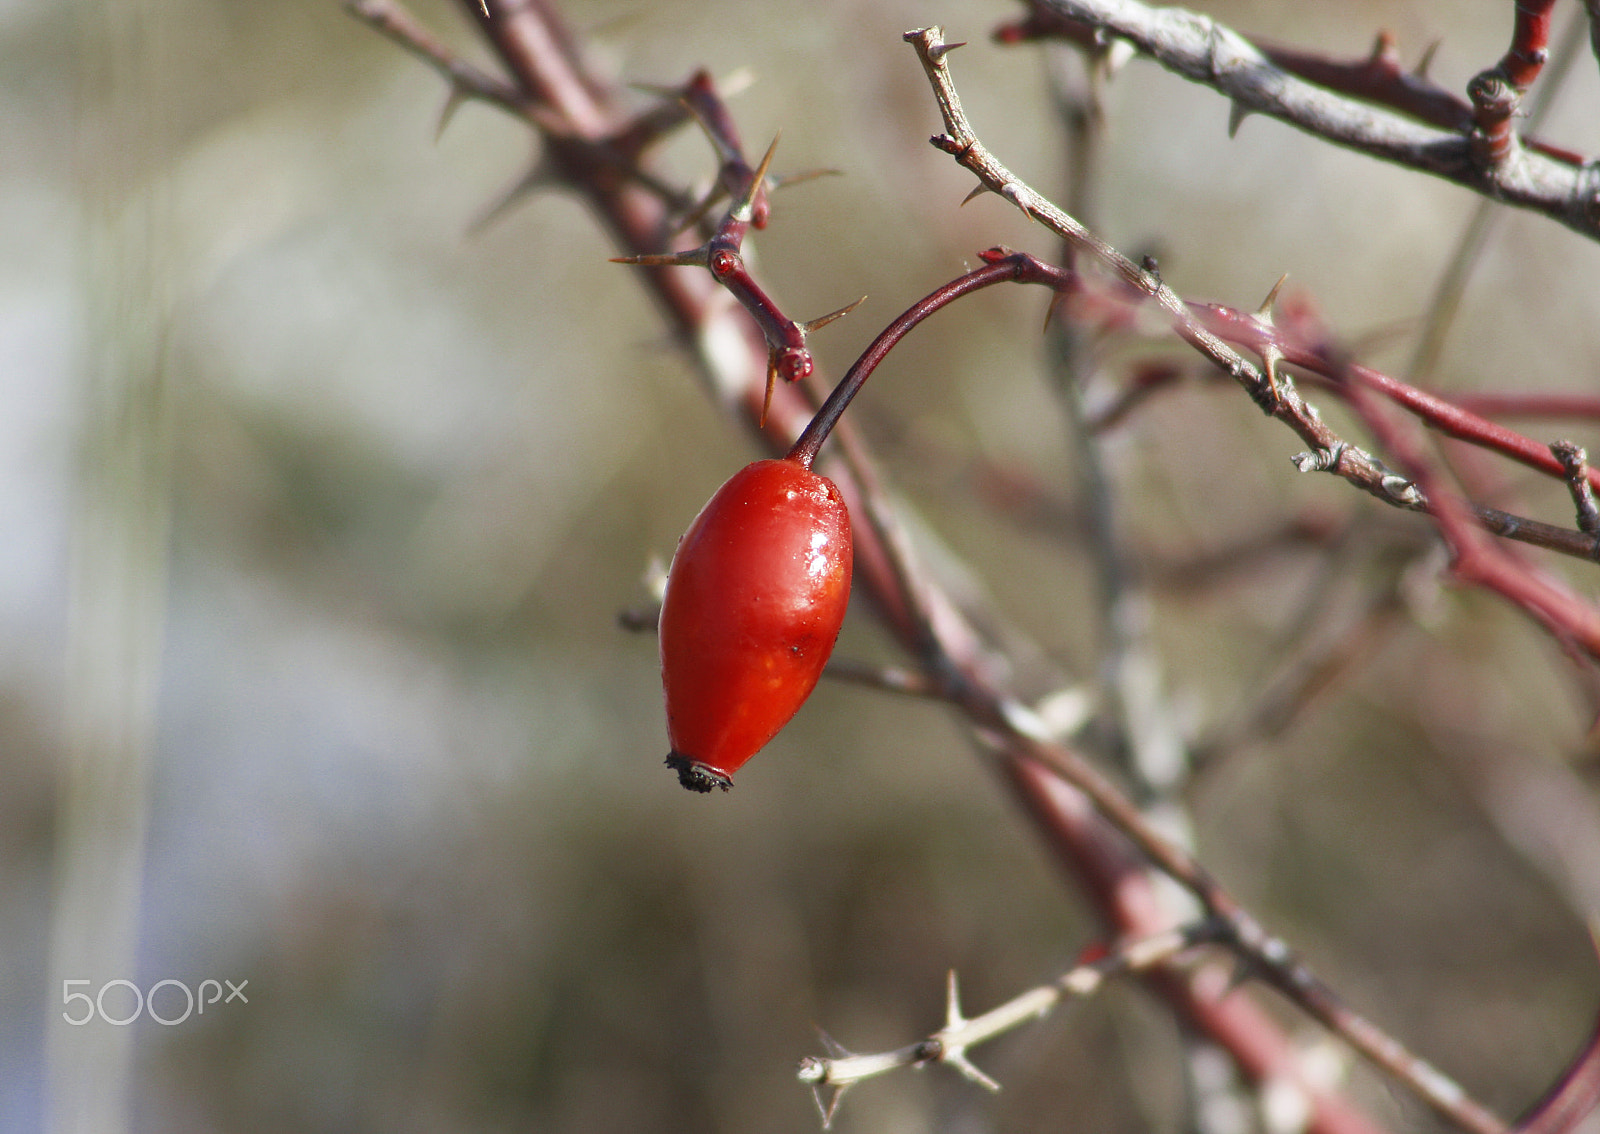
[{"x1": 660, "y1": 458, "x2": 852, "y2": 791}]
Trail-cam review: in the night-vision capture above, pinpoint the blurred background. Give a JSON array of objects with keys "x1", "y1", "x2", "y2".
[{"x1": 6, "y1": 0, "x2": 1600, "y2": 1131}]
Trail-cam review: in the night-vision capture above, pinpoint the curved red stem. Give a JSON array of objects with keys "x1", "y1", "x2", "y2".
[{"x1": 788, "y1": 250, "x2": 1072, "y2": 469}]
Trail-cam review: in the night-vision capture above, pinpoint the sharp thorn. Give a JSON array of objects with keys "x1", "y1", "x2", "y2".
[
  {"x1": 814, "y1": 1026, "x2": 853, "y2": 1059},
  {"x1": 960, "y1": 182, "x2": 992, "y2": 207},
  {"x1": 811, "y1": 1083, "x2": 848, "y2": 1128},
  {"x1": 732, "y1": 131, "x2": 780, "y2": 223},
  {"x1": 760, "y1": 357, "x2": 776, "y2": 427},
  {"x1": 1262, "y1": 351, "x2": 1283, "y2": 401},
  {"x1": 770, "y1": 167, "x2": 843, "y2": 191},
  {"x1": 947, "y1": 1052, "x2": 1002, "y2": 1093},
  {"x1": 944, "y1": 970, "x2": 966, "y2": 1028},
  {"x1": 683, "y1": 99, "x2": 741, "y2": 166},
  {"x1": 1227, "y1": 101, "x2": 1251, "y2": 138},
  {"x1": 929, "y1": 40, "x2": 968, "y2": 61},
  {"x1": 801, "y1": 295, "x2": 866, "y2": 333},
  {"x1": 1256, "y1": 273, "x2": 1288, "y2": 319},
  {"x1": 628, "y1": 78, "x2": 684, "y2": 98},
  {"x1": 467, "y1": 164, "x2": 549, "y2": 234},
  {"x1": 1104, "y1": 37, "x2": 1136, "y2": 75},
  {"x1": 999, "y1": 182, "x2": 1035, "y2": 217},
  {"x1": 1041, "y1": 292, "x2": 1062, "y2": 334},
  {"x1": 1416, "y1": 39, "x2": 1441, "y2": 79},
  {"x1": 436, "y1": 87, "x2": 467, "y2": 140},
  {"x1": 609, "y1": 247, "x2": 711, "y2": 268},
  {"x1": 750, "y1": 130, "x2": 781, "y2": 186},
  {"x1": 1367, "y1": 30, "x2": 1397, "y2": 66}
]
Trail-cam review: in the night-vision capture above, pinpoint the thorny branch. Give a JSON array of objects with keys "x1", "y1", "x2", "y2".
[
  {"x1": 1000, "y1": 5, "x2": 1586, "y2": 167},
  {"x1": 906, "y1": 25, "x2": 1600, "y2": 664},
  {"x1": 1013, "y1": 0, "x2": 1600, "y2": 240},
  {"x1": 1049, "y1": 272, "x2": 1600, "y2": 565},
  {"x1": 798, "y1": 921, "x2": 1221, "y2": 1125},
  {"x1": 351, "y1": 4, "x2": 1596, "y2": 1134}
]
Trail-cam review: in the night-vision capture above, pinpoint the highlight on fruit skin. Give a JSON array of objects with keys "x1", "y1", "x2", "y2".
[{"x1": 658, "y1": 458, "x2": 852, "y2": 792}]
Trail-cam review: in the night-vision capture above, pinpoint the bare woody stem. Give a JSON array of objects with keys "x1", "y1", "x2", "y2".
[
  {"x1": 998, "y1": 8, "x2": 1585, "y2": 167},
  {"x1": 904, "y1": 26, "x2": 1516, "y2": 1134},
  {"x1": 1057, "y1": 277, "x2": 1600, "y2": 564},
  {"x1": 1022, "y1": 0, "x2": 1600, "y2": 240},
  {"x1": 352, "y1": 7, "x2": 1528, "y2": 1133},
  {"x1": 613, "y1": 132, "x2": 863, "y2": 424},
  {"x1": 1192, "y1": 301, "x2": 1600, "y2": 499},
  {"x1": 1553, "y1": 441, "x2": 1600, "y2": 536},
  {"x1": 798, "y1": 921, "x2": 1222, "y2": 1121},
  {"x1": 906, "y1": 25, "x2": 1600, "y2": 668}
]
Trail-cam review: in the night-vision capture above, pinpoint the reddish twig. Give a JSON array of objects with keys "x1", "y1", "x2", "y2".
[
  {"x1": 910, "y1": 31, "x2": 1600, "y2": 575},
  {"x1": 1469, "y1": 0, "x2": 1559, "y2": 164},
  {"x1": 1341, "y1": 373, "x2": 1600, "y2": 659},
  {"x1": 966, "y1": 706, "x2": 1502, "y2": 1134},
  {"x1": 905, "y1": 29, "x2": 1588, "y2": 1125},
  {"x1": 345, "y1": 0, "x2": 528, "y2": 117},
  {"x1": 1454, "y1": 392, "x2": 1600, "y2": 422},
  {"x1": 1189, "y1": 301, "x2": 1600, "y2": 497},
  {"x1": 791, "y1": 250, "x2": 1068, "y2": 468},
  {"x1": 1056, "y1": 272, "x2": 1600, "y2": 505},
  {"x1": 614, "y1": 135, "x2": 863, "y2": 423},
  {"x1": 674, "y1": 69, "x2": 775, "y2": 230},
  {"x1": 1258, "y1": 31, "x2": 1466, "y2": 134}
]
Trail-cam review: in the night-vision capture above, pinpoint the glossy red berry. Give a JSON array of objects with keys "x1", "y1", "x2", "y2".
[{"x1": 660, "y1": 458, "x2": 852, "y2": 792}]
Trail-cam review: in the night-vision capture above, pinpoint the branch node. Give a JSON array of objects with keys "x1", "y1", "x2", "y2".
[
  {"x1": 1379, "y1": 473, "x2": 1423, "y2": 505},
  {"x1": 1291, "y1": 442, "x2": 1347, "y2": 474},
  {"x1": 999, "y1": 181, "x2": 1036, "y2": 216},
  {"x1": 1551, "y1": 439, "x2": 1600, "y2": 535}
]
